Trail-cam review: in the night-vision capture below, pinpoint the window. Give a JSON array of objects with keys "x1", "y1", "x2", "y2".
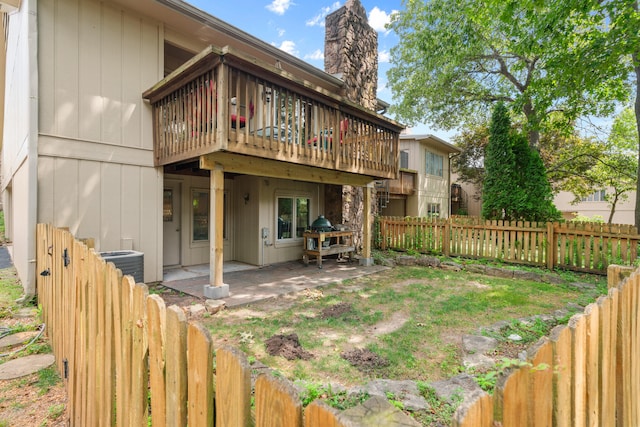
[
  {"x1": 192, "y1": 190, "x2": 209, "y2": 241},
  {"x1": 277, "y1": 196, "x2": 310, "y2": 240},
  {"x1": 581, "y1": 190, "x2": 606, "y2": 202},
  {"x1": 163, "y1": 189, "x2": 173, "y2": 222},
  {"x1": 400, "y1": 150, "x2": 409, "y2": 169},
  {"x1": 426, "y1": 151, "x2": 443, "y2": 177},
  {"x1": 427, "y1": 203, "x2": 440, "y2": 217}
]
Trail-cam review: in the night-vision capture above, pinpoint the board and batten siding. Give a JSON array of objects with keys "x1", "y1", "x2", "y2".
[{"x1": 37, "y1": 0, "x2": 164, "y2": 282}]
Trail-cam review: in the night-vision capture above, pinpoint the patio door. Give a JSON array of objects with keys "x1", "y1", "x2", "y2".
[{"x1": 163, "y1": 182, "x2": 181, "y2": 266}]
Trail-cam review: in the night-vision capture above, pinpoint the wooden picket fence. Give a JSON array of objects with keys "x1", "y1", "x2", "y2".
[
  {"x1": 35, "y1": 224, "x2": 346, "y2": 426},
  {"x1": 376, "y1": 216, "x2": 640, "y2": 273},
  {"x1": 453, "y1": 264, "x2": 640, "y2": 426}
]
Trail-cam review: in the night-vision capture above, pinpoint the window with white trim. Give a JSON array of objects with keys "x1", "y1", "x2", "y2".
[
  {"x1": 426, "y1": 151, "x2": 443, "y2": 177},
  {"x1": 581, "y1": 190, "x2": 606, "y2": 202},
  {"x1": 427, "y1": 203, "x2": 440, "y2": 217},
  {"x1": 277, "y1": 196, "x2": 310, "y2": 240}
]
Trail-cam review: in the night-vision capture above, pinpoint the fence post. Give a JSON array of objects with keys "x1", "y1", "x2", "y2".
[
  {"x1": 546, "y1": 222, "x2": 555, "y2": 270},
  {"x1": 443, "y1": 218, "x2": 450, "y2": 257}
]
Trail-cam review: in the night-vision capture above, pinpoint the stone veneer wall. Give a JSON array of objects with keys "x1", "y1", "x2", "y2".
[
  {"x1": 324, "y1": 0, "x2": 379, "y2": 252},
  {"x1": 324, "y1": 0, "x2": 378, "y2": 110}
]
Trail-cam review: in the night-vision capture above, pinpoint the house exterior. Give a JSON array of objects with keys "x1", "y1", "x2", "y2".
[
  {"x1": 1, "y1": 0, "x2": 402, "y2": 298},
  {"x1": 379, "y1": 134, "x2": 461, "y2": 218},
  {"x1": 554, "y1": 189, "x2": 636, "y2": 225}
]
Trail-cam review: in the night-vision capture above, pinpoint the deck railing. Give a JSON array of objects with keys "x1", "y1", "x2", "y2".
[{"x1": 144, "y1": 46, "x2": 401, "y2": 180}]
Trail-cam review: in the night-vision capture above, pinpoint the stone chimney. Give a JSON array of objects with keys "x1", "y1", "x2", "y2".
[
  {"x1": 323, "y1": 0, "x2": 380, "y2": 253},
  {"x1": 324, "y1": 0, "x2": 378, "y2": 110}
]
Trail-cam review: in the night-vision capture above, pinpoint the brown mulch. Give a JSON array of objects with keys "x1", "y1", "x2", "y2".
[
  {"x1": 264, "y1": 333, "x2": 314, "y2": 361},
  {"x1": 340, "y1": 348, "x2": 390, "y2": 371},
  {"x1": 320, "y1": 302, "x2": 353, "y2": 319}
]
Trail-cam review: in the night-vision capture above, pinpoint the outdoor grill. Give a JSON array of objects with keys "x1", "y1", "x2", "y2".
[{"x1": 310, "y1": 215, "x2": 334, "y2": 232}]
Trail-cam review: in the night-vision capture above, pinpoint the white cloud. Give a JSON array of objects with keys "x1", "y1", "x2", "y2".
[
  {"x1": 378, "y1": 50, "x2": 390, "y2": 63},
  {"x1": 306, "y1": 2, "x2": 341, "y2": 27},
  {"x1": 368, "y1": 7, "x2": 397, "y2": 33},
  {"x1": 277, "y1": 28, "x2": 286, "y2": 37},
  {"x1": 266, "y1": 0, "x2": 294, "y2": 15},
  {"x1": 304, "y1": 49, "x2": 324, "y2": 61},
  {"x1": 276, "y1": 40, "x2": 298, "y2": 56}
]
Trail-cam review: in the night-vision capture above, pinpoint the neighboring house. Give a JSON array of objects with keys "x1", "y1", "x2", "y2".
[
  {"x1": 554, "y1": 189, "x2": 636, "y2": 225},
  {"x1": 446, "y1": 180, "x2": 637, "y2": 225},
  {"x1": 449, "y1": 174, "x2": 482, "y2": 217},
  {"x1": 379, "y1": 134, "x2": 461, "y2": 218},
  {"x1": 1, "y1": 0, "x2": 402, "y2": 297}
]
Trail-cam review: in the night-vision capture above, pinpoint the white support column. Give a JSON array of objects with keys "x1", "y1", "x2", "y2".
[
  {"x1": 203, "y1": 164, "x2": 229, "y2": 299},
  {"x1": 359, "y1": 182, "x2": 374, "y2": 266}
]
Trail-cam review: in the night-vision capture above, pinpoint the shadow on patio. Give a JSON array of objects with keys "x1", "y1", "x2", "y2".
[{"x1": 161, "y1": 259, "x2": 388, "y2": 308}]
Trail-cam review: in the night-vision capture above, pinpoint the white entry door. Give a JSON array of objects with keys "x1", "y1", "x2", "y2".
[{"x1": 163, "y1": 182, "x2": 181, "y2": 266}]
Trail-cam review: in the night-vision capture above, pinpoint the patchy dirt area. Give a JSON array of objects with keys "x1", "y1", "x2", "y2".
[
  {"x1": 265, "y1": 333, "x2": 314, "y2": 360},
  {"x1": 341, "y1": 348, "x2": 390, "y2": 371},
  {"x1": 0, "y1": 372, "x2": 67, "y2": 426}
]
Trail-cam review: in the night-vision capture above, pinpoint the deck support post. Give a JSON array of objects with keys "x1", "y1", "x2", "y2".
[
  {"x1": 359, "y1": 182, "x2": 374, "y2": 266},
  {"x1": 204, "y1": 164, "x2": 229, "y2": 299}
]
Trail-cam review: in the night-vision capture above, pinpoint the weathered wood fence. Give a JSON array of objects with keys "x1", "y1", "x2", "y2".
[
  {"x1": 36, "y1": 224, "x2": 346, "y2": 426},
  {"x1": 377, "y1": 216, "x2": 640, "y2": 273},
  {"x1": 453, "y1": 264, "x2": 640, "y2": 426}
]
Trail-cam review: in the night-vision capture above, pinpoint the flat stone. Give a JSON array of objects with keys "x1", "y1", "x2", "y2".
[
  {"x1": 566, "y1": 302, "x2": 584, "y2": 312},
  {"x1": 513, "y1": 270, "x2": 543, "y2": 282},
  {"x1": 541, "y1": 274, "x2": 566, "y2": 285},
  {"x1": 14, "y1": 307, "x2": 38, "y2": 318},
  {"x1": 568, "y1": 282, "x2": 596, "y2": 290},
  {"x1": 462, "y1": 335, "x2": 498, "y2": 354},
  {"x1": 462, "y1": 352, "x2": 496, "y2": 370},
  {"x1": 188, "y1": 304, "x2": 206, "y2": 316},
  {"x1": 205, "y1": 299, "x2": 226, "y2": 314},
  {"x1": 485, "y1": 267, "x2": 514, "y2": 278},
  {"x1": 395, "y1": 256, "x2": 417, "y2": 266},
  {"x1": 350, "y1": 379, "x2": 429, "y2": 411},
  {"x1": 429, "y1": 373, "x2": 482, "y2": 403},
  {"x1": 378, "y1": 257, "x2": 396, "y2": 267},
  {"x1": 464, "y1": 264, "x2": 486, "y2": 274},
  {"x1": 0, "y1": 331, "x2": 38, "y2": 350},
  {"x1": 339, "y1": 395, "x2": 421, "y2": 427},
  {"x1": 416, "y1": 256, "x2": 441, "y2": 268},
  {"x1": 0, "y1": 354, "x2": 55, "y2": 380},
  {"x1": 441, "y1": 261, "x2": 463, "y2": 271}
]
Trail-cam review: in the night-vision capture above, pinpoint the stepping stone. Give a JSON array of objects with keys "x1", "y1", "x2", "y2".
[
  {"x1": 339, "y1": 395, "x2": 421, "y2": 427},
  {"x1": 0, "y1": 331, "x2": 38, "y2": 350},
  {"x1": 0, "y1": 354, "x2": 55, "y2": 380}
]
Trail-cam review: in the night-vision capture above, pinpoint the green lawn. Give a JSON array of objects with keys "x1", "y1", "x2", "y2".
[{"x1": 203, "y1": 262, "x2": 606, "y2": 387}]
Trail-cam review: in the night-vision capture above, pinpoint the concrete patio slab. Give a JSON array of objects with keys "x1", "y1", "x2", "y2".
[{"x1": 161, "y1": 259, "x2": 387, "y2": 308}]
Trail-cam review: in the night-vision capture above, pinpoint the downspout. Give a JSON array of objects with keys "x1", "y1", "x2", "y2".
[
  {"x1": 448, "y1": 152, "x2": 460, "y2": 218},
  {"x1": 24, "y1": 0, "x2": 38, "y2": 298}
]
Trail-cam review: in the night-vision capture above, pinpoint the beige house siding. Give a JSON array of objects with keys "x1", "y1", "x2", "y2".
[
  {"x1": 554, "y1": 190, "x2": 636, "y2": 225},
  {"x1": 2, "y1": 0, "x2": 37, "y2": 294},
  {"x1": 232, "y1": 176, "x2": 323, "y2": 266},
  {"x1": 33, "y1": 0, "x2": 164, "y2": 282},
  {"x1": 396, "y1": 136, "x2": 456, "y2": 218}
]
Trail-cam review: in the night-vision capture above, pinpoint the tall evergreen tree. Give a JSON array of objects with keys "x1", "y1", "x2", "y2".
[
  {"x1": 516, "y1": 133, "x2": 562, "y2": 222},
  {"x1": 483, "y1": 103, "x2": 561, "y2": 221},
  {"x1": 482, "y1": 103, "x2": 521, "y2": 219}
]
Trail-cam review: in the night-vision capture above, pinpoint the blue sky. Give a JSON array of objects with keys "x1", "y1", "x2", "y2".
[{"x1": 186, "y1": 0, "x2": 453, "y2": 139}]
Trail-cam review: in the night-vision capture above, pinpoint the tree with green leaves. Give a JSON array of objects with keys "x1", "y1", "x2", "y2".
[
  {"x1": 387, "y1": 0, "x2": 630, "y2": 148},
  {"x1": 482, "y1": 103, "x2": 561, "y2": 221},
  {"x1": 482, "y1": 103, "x2": 522, "y2": 219},
  {"x1": 561, "y1": 108, "x2": 638, "y2": 224}
]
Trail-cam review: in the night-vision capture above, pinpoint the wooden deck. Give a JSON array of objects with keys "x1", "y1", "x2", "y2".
[{"x1": 143, "y1": 45, "x2": 403, "y2": 181}]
